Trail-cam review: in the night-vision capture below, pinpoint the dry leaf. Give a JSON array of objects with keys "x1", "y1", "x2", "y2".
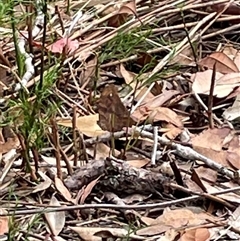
[
  {"x1": 80, "y1": 176, "x2": 101, "y2": 204},
  {"x1": 140, "y1": 90, "x2": 180, "y2": 109},
  {"x1": 0, "y1": 209, "x2": 8, "y2": 235},
  {"x1": 69, "y1": 227, "x2": 135, "y2": 240},
  {"x1": 55, "y1": 177, "x2": 73, "y2": 202},
  {"x1": 126, "y1": 159, "x2": 150, "y2": 168},
  {"x1": 97, "y1": 84, "x2": 135, "y2": 132},
  {"x1": 229, "y1": 205, "x2": 240, "y2": 230},
  {"x1": 160, "y1": 162, "x2": 174, "y2": 176},
  {"x1": 162, "y1": 123, "x2": 182, "y2": 140},
  {"x1": 137, "y1": 224, "x2": 172, "y2": 236},
  {"x1": 120, "y1": 64, "x2": 137, "y2": 89},
  {"x1": 134, "y1": 85, "x2": 155, "y2": 102},
  {"x1": 192, "y1": 70, "x2": 240, "y2": 98},
  {"x1": 131, "y1": 106, "x2": 183, "y2": 128},
  {"x1": 47, "y1": 37, "x2": 79, "y2": 54},
  {"x1": 152, "y1": 208, "x2": 217, "y2": 228},
  {"x1": 199, "y1": 52, "x2": 239, "y2": 74},
  {"x1": 226, "y1": 135, "x2": 240, "y2": 169},
  {"x1": 191, "y1": 127, "x2": 240, "y2": 168},
  {"x1": 204, "y1": 181, "x2": 240, "y2": 204},
  {"x1": 86, "y1": 142, "x2": 120, "y2": 159},
  {"x1": 159, "y1": 229, "x2": 179, "y2": 241},
  {"x1": 170, "y1": 46, "x2": 194, "y2": 66},
  {"x1": 214, "y1": 72, "x2": 240, "y2": 98},
  {"x1": 57, "y1": 114, "x2": 107, "y2": 137},
  {"x1": 191, "y1": 70, "x2": 223, "y2": 95},
  {"x1": 140, "y1": 216, "x2": 155, "y2": 226},
  {"x1": 222, "y1": 93, "x2": 240, "y2": 121},
  {"x1": 194, "y1": 166, "x2": 217, "y2": 183},
  {"x1": 32, "y1": 171, "x2": 52, "y2": 193},
  {"x1": 0, "y1": 127, "x2": 20, "y2": 155},
  {"x1": 79, "y1": 55, "x2": 97, "y2": 86},
  {"x1": 107, "y1": 0, "x2": 137, "y2": 27},
  {"x1": 180, "y1": 228, "x2": 210, "y2": 241},
  {"x1": 222, "y1": 45, "x2": 240, "y2": 69},
  {"x1": 136, "y1": 52, "x2": 157, "y2": 67},
  {"x1": 44, "y1": 195, "x2": 65, "y2": 236},
  {"x1": 208, "y1": 2, "x2": 240, "y2": 24}
]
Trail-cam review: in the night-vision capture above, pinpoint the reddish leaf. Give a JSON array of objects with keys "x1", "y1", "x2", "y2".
[
  {"x1": 0, "y1": 209, "x2": 8, "y2": 235},
  {"x1": 180, "y1": 228, "x2": 210, "y2": 241},
  {"x1": 47, "y1": 38, "x2": 79, "y2": 54}
]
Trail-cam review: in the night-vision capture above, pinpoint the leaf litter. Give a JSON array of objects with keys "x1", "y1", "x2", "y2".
[{"x1": 1, "y1": 0, "x2": 240, "y2": 240}]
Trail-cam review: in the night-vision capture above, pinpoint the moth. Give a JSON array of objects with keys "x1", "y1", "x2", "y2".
[{"x1": 97, "y1": 84, "x2": 135, "y2": 132}]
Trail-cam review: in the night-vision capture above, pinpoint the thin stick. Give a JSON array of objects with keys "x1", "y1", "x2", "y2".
[
  {"x1": 208, "y1": 63, "x2": 216, "y2": 129},
  {"x1": 4, "y1": 185, "x2": 240, "y2": 216},
  {"x1": 151, "y1": 126, "x2": 158, "y2": 165},
  {"x1": 50, "y1": 118, "x2": 62, "y2": 180},
  {"x1": 72, "y1": 106, "x2": 78, "y2": 166}
]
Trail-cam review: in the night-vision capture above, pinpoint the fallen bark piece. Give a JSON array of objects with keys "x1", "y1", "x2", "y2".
[
  {"x1": 64, "y1": 159, "x2": 106, "y2": 190},
  {"x1": 64, "y1": 157, "x2": 169, "y2": 195}
]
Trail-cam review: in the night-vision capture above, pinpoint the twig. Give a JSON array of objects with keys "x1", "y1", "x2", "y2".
[
  {"x1": 151, "y1": 126, "x2": 158, "y2": 165},
  {"x1": 136, "y1": 128, "x2": 235, "y2": 179},
  {"x1": 50, "y1": 118, "x2": 62, "y2": 180},
  {"x1": 3, "y1": 185, "x2": 240, "y2": 216},
  {"x1": 208, "y1": 63, "x2": 216, "y2": 129},
  {"x1": 15, "y1": 0, "x2": 44, "y2": 91},
  {"x1": 72, "y1": 106, "x2": 78, "y2": 166}
]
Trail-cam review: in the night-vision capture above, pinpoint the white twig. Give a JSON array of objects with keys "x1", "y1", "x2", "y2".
[
  {"x1": 136, "y1": 128, "x2": 235, "y2": 179},
  {"x1": 151, "y1": 126, "x2": 158, "y2": 165},
  {"x1": 15, "y1": 0, "x2": 44, "y2": 91}
]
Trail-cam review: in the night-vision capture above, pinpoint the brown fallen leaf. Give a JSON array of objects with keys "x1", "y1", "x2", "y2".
[
  {"x1": 86, "y1": 142, "x2": 120, "y2": 159},
  {"x1": 191, "y1": 70, "x2": 223, "y2": 96},
  {"x1": 226, "y1": 135, "x2": 240, "y2": 169},
  {"x1": 207, "y1": 2, "x2": 240, "y2": 24},
  {"x1": 222, "y1": 45, "x2": 240, "y2": 70},
  {"x1": 107, "y1": 0, "x2": 137, "y2": 27},
  {"x1": 131, "y1": 106, "x2": 183, "y2": 128},
  {"x1": 136, "y1": 52, "x2": 158, "y2": 67},
  {"x1": 0, "y1": 126, "x2": 20, "y2": 155},
  {"x1": 170, "y1": 46, "x2": 194, "y2": 66},
  {"x1": 70, "y1": 227, "x2": 137, "y2": 240},
  {"x1": 120, "y1": 64, "x2": 137, "y2": 89},
  {"x1": 161, "y1": 123, "x2": 182, "y2": 140},
  {"x1": 80, "y1": 175, "x2": 102, "y2": 204},
  {"x1": 137, "y1": 224, "x2": 172, "y2": 236},
  {"x1": 55, "y1": 177, "x2": 73, "y2": 203},
  {"x1": 97, "y1": 84, "x2": 135, "y2": 132},
  {"x1": 194, "y1": 166, "x2": 217, "y2": 183},
  {"x1": 134, "y1": 85, "x2": 155, "y2": 102},
  {"x1": 140, "y1": 216, "x2": 155, "y2": 226},
  {"x1": 78, "y1": 55, "x2": 97, "y2": 86},
  {"x1": 192, "y1": 70, "x2": 240, "y2": 98},
  {"x1": 191, "y1": 127, "x2": 240, "y2": 168},
  {"x1": 152, "y1": 208, "x2": 218, "y2": 228},
  {"x1": 199, "y1": 52, "x2": 238, "y2": 74},
  {"x1": 126, "y1": 159, "x2": 150, "y2": 168},
  {"x1": 0, "y1": 209, "x2": 8, "y2": 235},
  {"x1": 47, "y1": 37, "x2": 79, "y2": 54},
  {"x1": 203, "y1": 181, "x2": 240, "y2": 204},
  {"x1": 180, "y1": 228, "x2": 210, "y2": 241},
  {"x1": 44, "y1": 195, "x2": 65, "y2": 236},
  {"x1": 140, "y1": 90, "x2": 180, "y2": 108},
  {"x1": 57, "y1": 114, "x2": 107, "y2": 137}
]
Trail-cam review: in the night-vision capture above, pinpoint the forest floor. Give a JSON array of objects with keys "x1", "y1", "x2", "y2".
[{"x1": 1, "y1": 0, "x2": 240, "y2": 240}]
